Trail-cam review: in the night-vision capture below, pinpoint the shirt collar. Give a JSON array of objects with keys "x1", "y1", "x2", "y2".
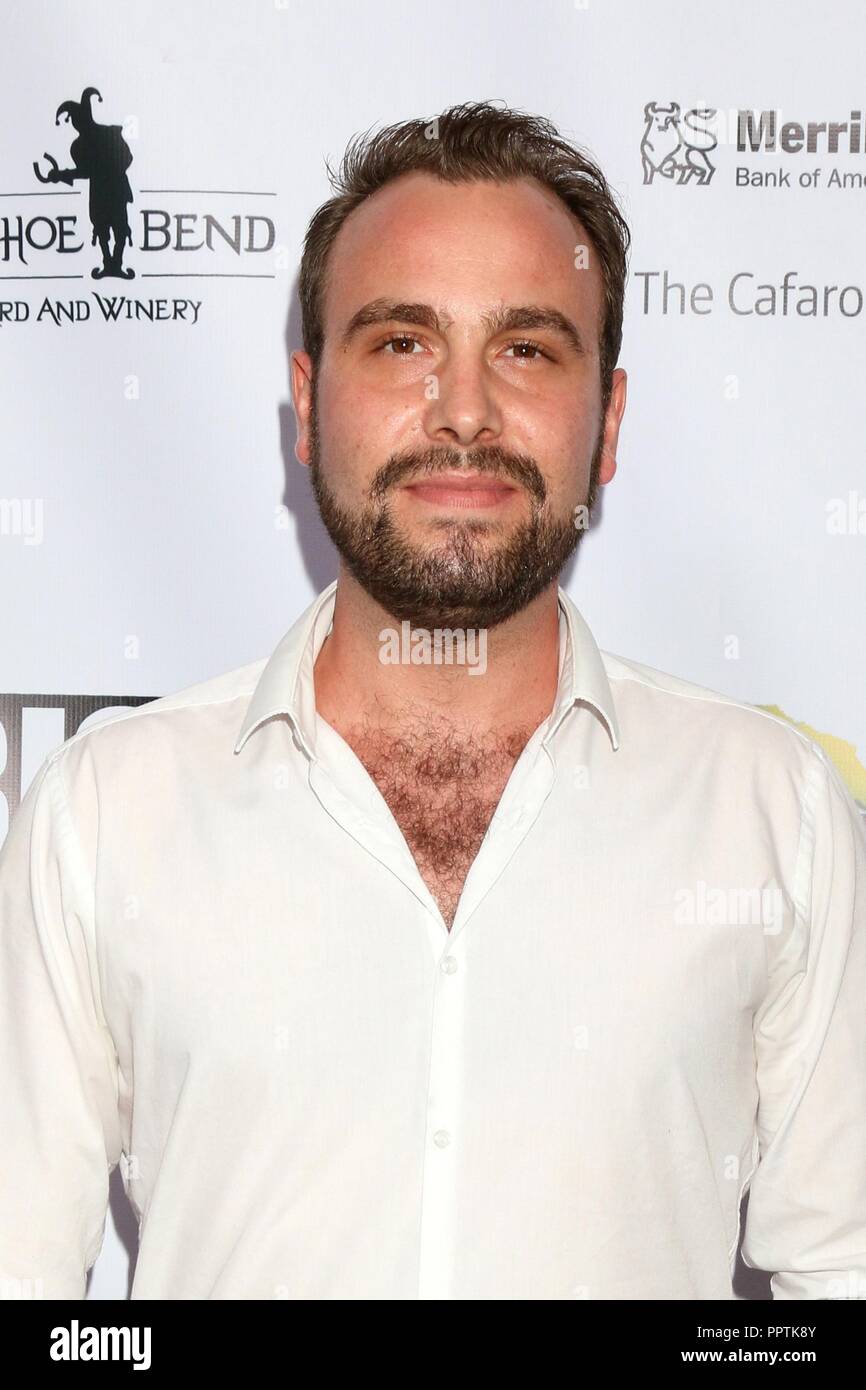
[{"x1": 233, "y1": 579, "x2": 620, "y2": 757}]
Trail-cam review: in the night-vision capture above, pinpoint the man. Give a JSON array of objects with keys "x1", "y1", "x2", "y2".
[{"x1": 1, "y1": 102, "x2": 864, "y2": 1301}]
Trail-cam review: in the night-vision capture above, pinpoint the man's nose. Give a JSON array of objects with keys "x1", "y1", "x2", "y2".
[{"x1": 421, "y1": 355, "x2": 504, "y2": 447}]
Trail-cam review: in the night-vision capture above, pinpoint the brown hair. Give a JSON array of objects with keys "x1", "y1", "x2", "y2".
[{"x1": 298, "y1": 100, "x2": 630, "y2": 412}]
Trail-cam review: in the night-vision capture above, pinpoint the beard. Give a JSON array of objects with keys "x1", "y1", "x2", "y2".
[{"x1": 307, "y1": 387, "x2": 604, "y2": 631}]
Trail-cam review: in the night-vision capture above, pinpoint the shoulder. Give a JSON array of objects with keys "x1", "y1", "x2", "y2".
[
  {"x1": 601, "y1": 648, "x2": 834, "y2": 778},
  {"x1": 45, "y1": 656, "x2": 266, "y2": 782}
]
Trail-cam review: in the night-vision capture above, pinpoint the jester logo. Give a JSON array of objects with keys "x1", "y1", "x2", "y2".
[{"x1": 32, "y1": 86, "x2": 134, "y2": 280}]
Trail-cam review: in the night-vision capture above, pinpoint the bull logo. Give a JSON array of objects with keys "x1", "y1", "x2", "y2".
[
  {"x1": 641, "y1": 103, "x2": 718, "y2": 186},
  {"x1": 33, "y1": 86, "x2": 134, "y2": 279}
]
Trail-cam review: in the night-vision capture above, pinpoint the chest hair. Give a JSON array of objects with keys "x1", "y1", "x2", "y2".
[{"x1": 341, "y1": 712, "x2": 538, "y2": 929}]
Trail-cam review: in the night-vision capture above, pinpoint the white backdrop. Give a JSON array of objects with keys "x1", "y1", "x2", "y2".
[{"x1": 1, "y1": 0, "x2": 864, "y2": 1299}]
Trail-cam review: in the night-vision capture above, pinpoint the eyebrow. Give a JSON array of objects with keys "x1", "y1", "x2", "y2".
[{"x1": 339, "y1": 298, "x2": 587, "y2": 356}]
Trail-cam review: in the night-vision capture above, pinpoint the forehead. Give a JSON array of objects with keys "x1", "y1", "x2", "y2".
[{"x1": 322, "y1": 171, "x2": 602, "y2": 343}]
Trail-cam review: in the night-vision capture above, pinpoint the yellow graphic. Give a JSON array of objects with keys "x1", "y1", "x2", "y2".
[{"x1": 757, "y1": 704, "x2": 866, "y2": 811}]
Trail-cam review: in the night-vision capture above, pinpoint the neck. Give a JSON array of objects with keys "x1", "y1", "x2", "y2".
[{"x1": 313, "y1": 565, "x2": 562, "y2": 741}]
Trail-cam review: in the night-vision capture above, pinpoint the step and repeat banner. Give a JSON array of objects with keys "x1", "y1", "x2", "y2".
[{"x1": 1, "y1": 0, "x2": 864, "y2": 1299}]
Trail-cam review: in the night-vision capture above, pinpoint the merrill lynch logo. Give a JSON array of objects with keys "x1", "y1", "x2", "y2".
[
  {"x1": 641, "y1": 104, "x2": 718, "y2": 186},
  {"x1": 0, "y1": 84, "x2": 277, "y2": 315},
  {"x1": 642, "y1": 102, "x2": 866, "y2": 190}
]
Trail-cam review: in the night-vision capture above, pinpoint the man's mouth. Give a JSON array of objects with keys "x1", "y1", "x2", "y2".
[{"x1": 401, "y1": 472, "x2": 520, "y2": 510}]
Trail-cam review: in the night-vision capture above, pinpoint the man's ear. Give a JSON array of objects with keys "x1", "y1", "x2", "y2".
[
  {"x1": 290, "y1": 349, "x2": 315, "y2": 466},
  {"x1": 599, "y1": 367, "x2": 627, "y2": 483}
]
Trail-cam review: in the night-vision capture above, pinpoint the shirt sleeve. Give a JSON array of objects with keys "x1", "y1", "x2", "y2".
[
  {"x1": 740, "y1": 741, "x2": 866, "y2": 1299},
  {"x1": 0, "y1": 751, "x2": 122, "y2": 1300}
]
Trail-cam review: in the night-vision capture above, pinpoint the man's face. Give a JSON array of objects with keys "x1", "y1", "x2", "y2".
[{"x1": 292, "y1": 171, "x2": 626, "y2": 630}]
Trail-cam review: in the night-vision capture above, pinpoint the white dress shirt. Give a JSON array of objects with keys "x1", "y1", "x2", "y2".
[{"x1": 1, "y1": 578, "x2": 865, "y2": 1301}]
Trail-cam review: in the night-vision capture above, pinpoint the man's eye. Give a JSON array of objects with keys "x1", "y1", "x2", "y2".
[
  {"x1": 380, "y1": 334, "x2": 424, "y2": 355},
  {"x1": 503, "y1": 339, "x2": 549, "y2": 361}
]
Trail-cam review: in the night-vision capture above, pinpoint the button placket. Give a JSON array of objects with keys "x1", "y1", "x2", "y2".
[
  {"x1": 417, "y1": 945, "x2": 465, "y2": 1300},
  {"x1": 450, "y1": 748, "x2": 555, "y2": 940}
]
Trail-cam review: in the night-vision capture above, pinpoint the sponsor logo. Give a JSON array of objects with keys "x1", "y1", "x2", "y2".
[{"x1": 1, "y1": 85, "x2": 280, "y2": 328}]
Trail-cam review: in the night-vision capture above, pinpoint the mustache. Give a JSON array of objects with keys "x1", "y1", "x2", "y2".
[{"x1": 369, "y1": 446, "x2": 547, "y2": 506}]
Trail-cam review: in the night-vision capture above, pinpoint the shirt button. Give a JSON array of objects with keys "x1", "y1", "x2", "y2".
[
  {"x1": 433, "y1": 1129, "x2": 451, "y2": 1149},
  {"x1": 440, "y1": 955, "x2": 458, "y2": 974}
]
